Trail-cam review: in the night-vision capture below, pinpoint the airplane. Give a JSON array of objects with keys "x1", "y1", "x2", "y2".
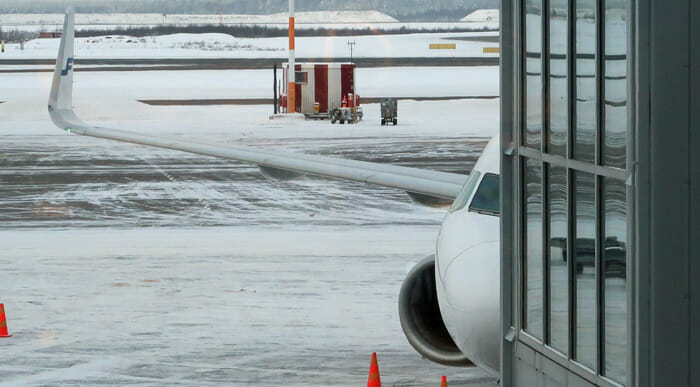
[{"x1": 48, "y1": 9, "x2": 502, "y2": 377}]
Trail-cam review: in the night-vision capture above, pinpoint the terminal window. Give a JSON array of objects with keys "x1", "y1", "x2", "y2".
[{"x1": 517, "y1": 0, "x2": 630, "y2": 384}]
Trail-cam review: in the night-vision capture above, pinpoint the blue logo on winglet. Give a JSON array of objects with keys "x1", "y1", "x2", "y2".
[{"x1": 61, "y1": 57, "x2": 74, "y2": 76}]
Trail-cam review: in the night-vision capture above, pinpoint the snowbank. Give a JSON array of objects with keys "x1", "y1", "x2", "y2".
[
  {"x1": 461, "y1": 9, "x2": 500, "y2": 23},
  {"x1": 48, "y1": 33, "x2": 282, "y2": 53},
  {"x1": 3, "y1": 31, "x2": 499, "y2": 59}
]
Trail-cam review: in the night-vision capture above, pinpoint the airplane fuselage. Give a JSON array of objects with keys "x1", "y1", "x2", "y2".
[{"x1": 435, "y1": 138, "x2": 501, "y2": 375}]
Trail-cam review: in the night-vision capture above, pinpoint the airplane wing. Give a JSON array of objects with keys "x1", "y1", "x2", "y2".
[{"x1": 48, "y1": 9, "x2": 467, "y2": 201}]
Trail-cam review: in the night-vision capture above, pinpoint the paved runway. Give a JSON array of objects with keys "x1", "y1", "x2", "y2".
[
  {"x1": 0, "y1": 132, "x2": 498, "y2": 386},
  {"x1": 0, "y1": 62, "x2": 500, "y2": 385},
  {"x1": 0, "y1": 57, "x2": 499, "y2": 73}
]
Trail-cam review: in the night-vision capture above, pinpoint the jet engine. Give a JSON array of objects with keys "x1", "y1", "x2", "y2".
[{"x1": 398, "y1": 254, "x2": 473, "y2": 366}]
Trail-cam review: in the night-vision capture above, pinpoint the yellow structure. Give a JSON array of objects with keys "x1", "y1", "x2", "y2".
[
  {"x1": 429, "y1": 43, "x2": 457, "y2": 50},
  {"x1": 482, "y1": 47, "x2": 500, "y2": 53}
]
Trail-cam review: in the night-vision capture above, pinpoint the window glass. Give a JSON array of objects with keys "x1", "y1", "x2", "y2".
[
  {"x1": 603, "y1": 178, "x2": 627, "y2": 384},
  {"x1": 602, "y1": 0, "x2": 628, "y2": 168},
  {"x1": 547, "y1": 165, "x2": 568, "y2": 352},
  {"x1": 450, "y1": 171, "x2": 481, "y2": 212},
  {"x1": 574, "y1": 171, "x2": 596, "y2": 369},
  {"x1": 524, "y1": 0, "x2": 543, "y2": 149},
  {"x1": 574, "y1": 0, "x2": 596, "y2": 162},
  {"x1": 469, "y1": 174, "x2": 500, "y2": 215},
  {"x1": 524, "y1": 159, "x2": 543, "y2": 338},
  {"x1": 295, "y1": 71, "x2": 308, "y2": 84},
  {"x1": 548, "y1": 0, "x2": 568, "y2": 156}
]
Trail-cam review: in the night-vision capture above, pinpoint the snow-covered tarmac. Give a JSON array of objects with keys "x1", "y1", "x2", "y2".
[
  {"x1": 0, "y1": 31, "x2": 499, "y2": 60},
  {"x1": 1, "y1": 229, "x2": 499, "y2": 386},
  {"x1": 0, "y1": 63, "x2": 499, "y2": 385}
]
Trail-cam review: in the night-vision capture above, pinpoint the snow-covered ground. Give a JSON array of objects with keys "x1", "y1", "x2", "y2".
[
  {"x1": 0, "y1": 228, "x2": 497, "y2": 386},
  {"x1": 0, "y1": 31, "x2": 499, "y2": 59},
  {"x1": 461, "y1": 9, "x2": 500, "y2": 23},
  {"x1": 0, "y1": 54, "x2": 499, "y2": 384},
  {"x1": 2, "y1": 66, "x2": 498, "y2": 103}
]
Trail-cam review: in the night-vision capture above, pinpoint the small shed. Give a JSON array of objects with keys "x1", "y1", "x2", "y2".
[{"x1": 281, "y1": 63, "x2": 358, "y2": 115}]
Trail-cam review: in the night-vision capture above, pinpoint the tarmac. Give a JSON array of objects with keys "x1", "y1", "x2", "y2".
[{"x1": 1, "y1": 133, "x2": 498, "y2": 386}]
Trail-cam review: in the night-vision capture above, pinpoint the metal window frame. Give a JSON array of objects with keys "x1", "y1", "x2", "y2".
[
  {"x1": 542, "y1": 156, "x2": 548, "y2": 344},
  {"x1": 499, "y1": 0, "x2": 517, "y2": 380},
  {"x1": 542, "y1": 0, "x2": 551, "y2": 155},
  {"x1": 504, "y1": 0, "x2": 636, "y2": 385}
]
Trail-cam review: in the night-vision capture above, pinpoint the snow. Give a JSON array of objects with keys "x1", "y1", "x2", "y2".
[
  {"x1": 0, "y1": 12, "x2": 497, "y2": 36},
  {"x1": 460, "y1": 9, "x2": 500, "y2": 23},
  {"x1": 0, "y1": 11, "x2": 398, "y2": 26},
  {"x1": 0, "y1": 228, "x2": 497, "y2": 385},
  {"x1": 0, "y1": 67, "x2": 499, "y2": 139},
  {"x1": 72, "y1": 33, "x2": 284, "y2": 53},
  {"x1": 0, "y1": 31, "x2": 500, "y2": 59},
  {"x1": 0, "y1": 51, "x2": 499, "y2": 384}
]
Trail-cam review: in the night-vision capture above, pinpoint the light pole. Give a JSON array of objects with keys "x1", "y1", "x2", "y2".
[{"x1": 347, "y1": 40, "x2": 356, "y2": 63}]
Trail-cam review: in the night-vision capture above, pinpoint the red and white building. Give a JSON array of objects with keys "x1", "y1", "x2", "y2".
[{"x1": 281, "y1": 62, "x2": 359, "y2": 115}]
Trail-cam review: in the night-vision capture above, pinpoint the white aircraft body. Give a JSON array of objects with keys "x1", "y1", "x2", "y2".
[{"x1": 48, "y1": 9, "x2": 501, "y2": 376}]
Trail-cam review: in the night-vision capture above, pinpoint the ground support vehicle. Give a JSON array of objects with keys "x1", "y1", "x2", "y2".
[
  {"x1": 330, "y1": 107, "x2": 363, "y2": 124},
  {"x1": 380, "y1": 98, "x2": 398, "y2": 126}
]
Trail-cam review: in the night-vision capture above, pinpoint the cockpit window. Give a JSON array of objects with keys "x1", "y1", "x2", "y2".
[
  {"x1": 469, "y1": 173, "x2": 500, "y2": 216},
  {"x1": 450, "y1": 171, "x2": 481, "y2": 212}
]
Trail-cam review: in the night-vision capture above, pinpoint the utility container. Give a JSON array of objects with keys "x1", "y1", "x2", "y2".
[
  {"x1": 280, "y1": 63, "x2": 360, "y2": 116},
  {"x1": 380, "y1": 98, "x2": 398, "y2": 126}
]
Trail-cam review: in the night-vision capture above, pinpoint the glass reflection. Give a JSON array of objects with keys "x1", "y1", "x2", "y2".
[
  {"x1": 603, "y1": 0, "x2": 628, "y2": 168},
  {"x1": 603, "y1": 178, "x2": 627, "y2": 384},
  {"x1": 548, "y1": 0, "x2": 568, "y2": 156},
  {"x1": 574, "y1": 171, "x2": 596, "y2": 369},
  {"x1": 574, "y1": 0, "x2": 596, "y2": 162},
  {"x1": 524, "y1": 159, "x2": 543, "y2": 338},
  {"x1": 525, "y1": 0, "x2": 543, "y2": 149},
  {"x1": 469, "y1": 174, "x2": 500, "y2": 215},
  {"x1": 547, "y1": 166, "x2": 567, "y2": 352}
]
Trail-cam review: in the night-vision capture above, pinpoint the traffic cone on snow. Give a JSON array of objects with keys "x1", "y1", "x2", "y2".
[
  {"x1": 367, "y1": 352, "x2": 381, "y2": 387},
  {"x1": 0, "y1": 304, "x2": 12, "y2": 338},
  {"x1": 440, "y1": 375, "x2": 448, "y2": 387}
]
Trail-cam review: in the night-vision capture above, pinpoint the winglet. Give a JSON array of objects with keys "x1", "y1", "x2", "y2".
[{"x1": 48, "y1": 8, "x2": 75, "y2": 113}]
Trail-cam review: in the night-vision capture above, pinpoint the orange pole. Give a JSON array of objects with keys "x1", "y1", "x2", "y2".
[
  {"x1": 287, "y1": 0, "x2": 296, "y2": 113},
  {"x1": 289, "y1": 17, "x2": 295, "y2": 50}
]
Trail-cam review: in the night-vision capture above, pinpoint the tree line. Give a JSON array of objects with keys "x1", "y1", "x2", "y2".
[
  {"x1": 0, "y1": 0, "x2": 498, "y2": 21},
  {"x1": 75, "y1": 23, "x2": 494, "y2": 39}
]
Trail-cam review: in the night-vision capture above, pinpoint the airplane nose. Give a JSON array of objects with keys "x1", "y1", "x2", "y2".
[
  {"x1": 441, "y1": 240, "x2": 499, "y2": 312},
  {"x1": 436, "y1": 240, "x2": 501, "y2": 374}
]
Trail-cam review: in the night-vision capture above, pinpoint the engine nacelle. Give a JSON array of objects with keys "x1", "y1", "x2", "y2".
[{"x1": 398, "y1": 254, "x2": 473, "y2": 366}]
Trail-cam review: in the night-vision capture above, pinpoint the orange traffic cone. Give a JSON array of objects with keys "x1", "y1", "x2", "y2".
[
  {"x1": 0, "y1": 304, "x2": 12, "y2": 338},
  {"x1": 367, "y1": 352, "x2": 381, "y2": 387},
  {"x1": 440, "y1": 375, "x2": 448, "y2": 387}
]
